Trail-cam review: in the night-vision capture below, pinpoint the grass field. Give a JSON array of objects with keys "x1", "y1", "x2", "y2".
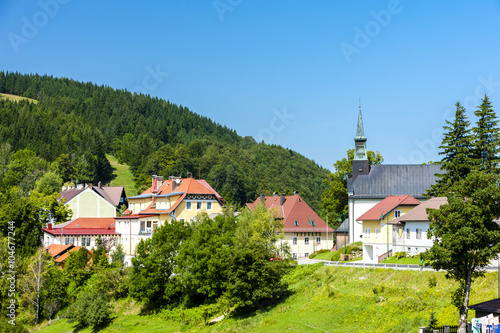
[
  {"x1": 106, "y1": 154, "x2": 137, "y2": 197},
  {"x1": 35, "y1": 264, "x2": 498, "y2": 333},
  {"x1": 0, "y1": 92, "x2": 38, "y2": 103}
]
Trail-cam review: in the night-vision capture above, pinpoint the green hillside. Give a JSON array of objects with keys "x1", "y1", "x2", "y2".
[
  {"x1": 107, "y1": 154, "x2": 137, "y2": 197},
  {"x1": 0, "y1": 71, "x2": 329, "y2": 210},
  {"x1": 35, "y1": 264, "x2": 498, "y2": 333}
]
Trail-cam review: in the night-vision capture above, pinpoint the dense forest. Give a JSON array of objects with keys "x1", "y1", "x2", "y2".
[{"x1": 0, "y1": 71, "x2": 329, "y2": 210}]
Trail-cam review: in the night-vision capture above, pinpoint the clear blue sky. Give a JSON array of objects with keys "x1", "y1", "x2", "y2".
[{"x1": 2, "y1": 1, "x2": 500, "y2": 171}]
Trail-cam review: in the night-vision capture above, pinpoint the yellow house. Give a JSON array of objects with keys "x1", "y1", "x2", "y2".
[
  {"x1": 357, "y1": 195, "x2": 421, "y2": 263},
  {"x1": 116, "y1": 176, "x2": 225, "y2": 257}
]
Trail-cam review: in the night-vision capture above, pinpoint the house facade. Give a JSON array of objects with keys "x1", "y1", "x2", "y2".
[
  {"x1": 247, "y1": 193, "x2": 334, "y2": 259},
  {"x1": 60, "y1": 182, "x2": 127, "y2": 218},
  {"x1": 346, "y1": 107, "x2": 441, "y2": 244},
  {"x1": 390, "y1": 197, "x2": 446, "y2": 256},
  {"x1": 357, "y1": 195, "x2": 421, "y2": 263},
  {"x1": 41, "y1": 217, "x2": 120, "y2": 252},
  {"x1": 116, "y1": 176, "x2": 225, "y2": 256}
]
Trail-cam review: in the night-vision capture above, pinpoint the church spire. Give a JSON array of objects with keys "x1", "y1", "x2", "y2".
[{"x1": 356, "y1": 103, "x2": 365, "y2": 139}]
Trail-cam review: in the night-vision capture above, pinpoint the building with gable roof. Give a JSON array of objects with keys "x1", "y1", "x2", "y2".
[
  {"x1": 247, "y1": 193, "x2": 334, "y2": 259},
  {"x1": 346, "y1": 107, "x2": 442, "y2": 244},
  {"x1": 116, "y1": 176, "x2": 225, "y2": 255},
  {"x1": 60, "y1": 182, "x2": 127, "y2": 218},
  {"x1": 357, "y1": 195, "x2": 421, "y2": 263},
  {"x1": 389, "y1": 197, "x2": 447, "y2": 256}
]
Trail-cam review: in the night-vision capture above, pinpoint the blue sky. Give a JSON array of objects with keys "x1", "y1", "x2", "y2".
[{"x1": 1, "y1": 1, "x2": 500, "y2": 171}]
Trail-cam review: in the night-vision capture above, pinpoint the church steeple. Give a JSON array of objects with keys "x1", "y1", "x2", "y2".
[{"x1": 352, "y1": 103, "x2": 370, "y2": 178}]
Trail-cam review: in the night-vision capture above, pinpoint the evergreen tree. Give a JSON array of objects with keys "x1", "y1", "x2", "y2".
[
  {"x1": 427, "y1": 102, "x2": 473, "y2": 197},
  {"x1": 472, "y1": 95, "x2": 500, "y2": 173}
]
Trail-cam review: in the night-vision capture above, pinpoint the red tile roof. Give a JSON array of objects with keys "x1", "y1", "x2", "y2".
[
  {"x1": 44, "y1": 244, "x2": 74, "y2": 257},
  {"x1": 42, "y1": 217, "x2": 119, "y2": 236},
  {"x1": 54, "y1": 246, "x2": 83, "y2": 263},
  {"x1": 247, "y1": 195, "x2": 333, "y2": 233},
  {"x1": 390, "y1": 197, "x2": 448, "y2": 224},
  {"x1": 357, "y1": 195, "x2": 421, "y2": 221}
]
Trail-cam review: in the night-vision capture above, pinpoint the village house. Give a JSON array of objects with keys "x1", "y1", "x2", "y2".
[
  {"x1": 43, "y1": 244, "x2": 84, "y2": 269},
  {"x1": 60, "y1": 182, "x2": 127, "y2": 218},
  {"x1": 41, "y1": 217, "x2": 120, "y2": 252},
  {"x1": 347, "y1": 107, "x2": 441, "y2": 244},
  {"x1": 116, "y1": 175, "x2": 225, "y2": 256},
  {"x1": 390, "y1": 197, "x2": 446, "y2": 256},
  {"x1": 357, "y1": 195, "x2": 421, "y2": 263},
  {"x1": 247, "y1": 193, "x2": 334, "y2": 259}
]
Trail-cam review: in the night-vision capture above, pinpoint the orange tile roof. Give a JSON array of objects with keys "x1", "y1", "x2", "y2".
[
  {"x1": 42, "y1": 217, "x2": 118, "y2": 236},
  {"x1": 357, "y1": 195, "x2": 421, "y2": 221},
  {"x1": 247, "y1": 195, "x2": 333, "y2": 233},
  {"x1": 44, "y1": 244, "x2": 74, "y2": 257},
  {"x1": 54, "y1": 246, "x2": 83, "y2": 263},
  {"x1": 62, "y1": 217, "x2": 115, "y2": 228}
]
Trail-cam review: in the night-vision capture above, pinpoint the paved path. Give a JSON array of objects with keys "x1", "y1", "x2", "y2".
[{"x1": 297, "y1": 258, "x2": 500, "y2": 272}]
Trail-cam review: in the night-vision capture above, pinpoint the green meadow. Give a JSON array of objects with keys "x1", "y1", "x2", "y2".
[{"x1": 35, "y1": 263, "x2": 498, "y2": 333}]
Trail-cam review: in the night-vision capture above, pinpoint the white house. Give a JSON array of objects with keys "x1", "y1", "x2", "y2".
[{"x1": 390, "y1": 197, "x2": 446, "y2": 256}]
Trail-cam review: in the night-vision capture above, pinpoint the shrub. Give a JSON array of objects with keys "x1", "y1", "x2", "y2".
[
  {"x1": 66, "y1": 290, "x2": 112, "y2": 330},
  {"x1": 427, "y1": 276, "x2": 437, "y2": 288},
  {"x1": 394, "y1": 251, "x2": 406, "y2": 259}
]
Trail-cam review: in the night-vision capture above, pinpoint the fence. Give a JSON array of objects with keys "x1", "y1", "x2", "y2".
[{"x1": 420, "y1": 324, "x2": 471, "y2": 333}]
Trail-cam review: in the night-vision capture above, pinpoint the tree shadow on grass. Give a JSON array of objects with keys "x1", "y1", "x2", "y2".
[{"x1": 230, "y1": 289, "x2": 295, "y2": 320}]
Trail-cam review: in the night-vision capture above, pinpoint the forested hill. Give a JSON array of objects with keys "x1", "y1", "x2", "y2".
[{"x1": 0, "y1": 71, "x2": 329, "y2": 210}]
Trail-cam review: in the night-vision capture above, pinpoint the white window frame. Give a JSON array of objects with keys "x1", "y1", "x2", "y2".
[
  {"x1": 81, "y1": 237, "x2": 90, "y2": 247},
  {"x1": 304, "y1": 237, "x2": 310, "y2": 245},
  {"x1": 416, "y1": 228, "x2": 422, "y2": 239},
  {"x1": 206, "y1": 201, "x2": 212, "y2": 210},
  {"x1": 196, "y1": 201, "x2": 202, "y2": 210},
  {"x1": 186, "y1": 201, "x2": 192, "y2": 210},
  {"x1": 292, "y1": 253, "x2": 297, "y2": 259},
  {"x1": 375, "y1": 228, "x2": 379, "y2": 238},
  {"x1": 394, "y1": 210, "x2": 401, "y2": 218},
  {"x1": 406, "y1": 228, "x2": 411, "y2": 239},
  {"x1": 365, "y1": 228, "x2": 370, "y2": 237},
  {"x1": 304, "y1": 252, "x2": 310, "y2": 257},
  {"x1": 316, "y1": 236, "x2": 321, "y2": 244},
  {"x1": 292, "y1": 237, "x2": 298, "y2": 245}
]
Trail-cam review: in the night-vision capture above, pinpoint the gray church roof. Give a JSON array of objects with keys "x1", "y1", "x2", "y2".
[{"x1": 347, "y1": 164, "x2": 442, "y2": 199}]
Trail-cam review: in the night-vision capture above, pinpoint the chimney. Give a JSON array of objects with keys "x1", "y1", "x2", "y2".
[
  {"x1": 88, "y1": 183, "x2": 93, "y2": 189},
  {"x1": 273, "y1": 192, "x2": 279, "y2": 197},
  {"x1": 172, "y1": 178, "x2": 181, "y2": 192},
  {"x1": 48, "y1": 222, "x2": 53, "y2": 230},
  {"x1": 152, "y1": 175, "x2": 158, "y2": 194},
  {"x1": 98, "y1": 181, "x2": 102, "y2": 188},
  {"x1": 280, "y1": 194, "x2": 286, "y2": 206},
  {"x1": 293, "y1": 191, "x2": 299, "y2": 196},
  {"x1": 260, "y1": 194, "x2": 265, "y2": 204}
]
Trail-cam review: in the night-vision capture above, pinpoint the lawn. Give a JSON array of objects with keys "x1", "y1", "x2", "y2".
[
  {"x1": 36, "y1": 264, "x2": 498, "y2": 333},
  {"x1": 0, "y1": 92, "x2": 38, "y2": 103},
  {"x1": 381, "y1": 256, "x2": 422, "y2": 265},
  {"x1": 107, "y1": 154, "x2": 137, "y2": 197}
]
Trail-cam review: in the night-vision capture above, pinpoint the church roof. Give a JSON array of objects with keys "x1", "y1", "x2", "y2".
[{"x1": 347, "y1": 164, "x2": 442, "y2": 199}]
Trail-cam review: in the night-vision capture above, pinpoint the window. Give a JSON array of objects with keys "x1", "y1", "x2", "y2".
[
  {"x1": 179, "y1": 218, "x2": 185, "y2": 223},
  {"x1": 365, "y1": 228, "x2": 370, "y2": 237},
  {"x1": 304, "y1": 253, "x2": 309, "y2": 257},
  {"x1": 153, "y1": 221, "x2": 159, "y2": 230},
  {"x1": 294, "y1": 220, "x2": 298, "y2": 226},
  {"x1": 65, "y1": 237, "x2": 74, "y2": 245},
  {"x1": 375, "y1": 228, "x2": 379, "y2": 237},
  {"x1": 81, "y1": 237, "x2": 90, "y2": 247},
  {"x1": 292, "y1": 253, "x2": 297, "y2": 259},
  {"x1": 394, "y1": 210, "x2": 401, "y2": 218},
  {"x1": 186, "y1": 201, "x2": 192, "y2": 210},
  {"x1": 197, "y1": 201, "x2": 202, "y2": 210},
  {"x1": 206, "y1": 201, "x2": 212, "y2": 210},
  {"x1": 406, "y1": 228, "x2": 410, "y2": 239},
  {"x1": 316, "y1": 237, "x2": 321, "y2": 244},
  {"x1": 407, "y1": 247, "x2": 411, "y2": 253},
  {"x1": 292, "y1": 237, "x2": 297, "y2": 245},
  {"x1": 416, "y1": 229, "x2": 422, "y2": 239},
  {"x1": 304, "y1": 237, "x2": 310, "y2": 245}
]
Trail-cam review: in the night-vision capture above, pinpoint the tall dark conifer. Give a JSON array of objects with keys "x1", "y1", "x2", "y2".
[
  {"x1": 427, "y1": 102, "x2": 473, "y2": 197},
  {"x1": 472, "y1": 95, "x2": 500, "y2": 173}
]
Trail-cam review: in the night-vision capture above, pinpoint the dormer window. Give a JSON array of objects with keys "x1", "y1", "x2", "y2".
[{"x1": 294, "y1": 221, "x2": 298, "y2": 226}]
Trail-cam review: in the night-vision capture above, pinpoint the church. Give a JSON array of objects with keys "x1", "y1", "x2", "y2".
[{"x1": 346, "y1": 108, "x2": 442, "y2": 244}]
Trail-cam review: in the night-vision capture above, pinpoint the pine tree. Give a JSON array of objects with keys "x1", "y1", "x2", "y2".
[
  {"x1": 472, "y1": 95, "x2": 500, "y2": 173},
  {"x1": 427, "y1": 102, "x2": 473, "y2": 196}
]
